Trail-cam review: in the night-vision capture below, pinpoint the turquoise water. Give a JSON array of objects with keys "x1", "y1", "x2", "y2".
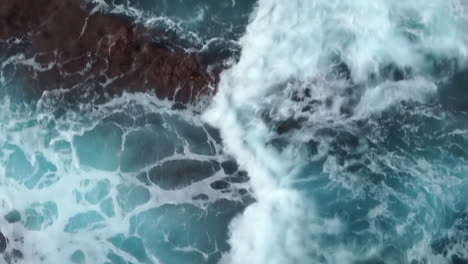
[
  {"x1": 0, "y1": 93, "x2": 252, "y2": 263},
  {"x1": 0, "y1": 1, "x2": 258, "y2": 262}
]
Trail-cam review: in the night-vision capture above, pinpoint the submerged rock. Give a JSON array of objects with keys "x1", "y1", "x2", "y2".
[
  {"x1": 148, "y1": 159, "x2": 221, "y2": 190},
  {"x1": 0, "y1": 231, "x2": 6, "y2": 253},
  {"x1": 0, "y1": 0, "x2": 218, "y2": 104}
]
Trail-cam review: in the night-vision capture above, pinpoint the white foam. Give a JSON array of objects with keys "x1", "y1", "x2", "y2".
[
  {"x1": 204, "y1": 0, "x2": 468, "y2": 262},
  {"x1": 353, "y1": 78, "x2": 437, "y2": 118}
]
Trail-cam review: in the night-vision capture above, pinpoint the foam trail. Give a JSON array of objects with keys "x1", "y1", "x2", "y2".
[
  {"x1": 0, "y1": 92, "x2": 252, "y2": 264},
  {"x1": 204, "y1": 0, "x2": 468, "y2": 263}
]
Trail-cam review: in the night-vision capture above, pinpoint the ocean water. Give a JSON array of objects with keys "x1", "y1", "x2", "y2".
[{"x1": 1, "y1": 0, "x2": 468, "y2": 264}]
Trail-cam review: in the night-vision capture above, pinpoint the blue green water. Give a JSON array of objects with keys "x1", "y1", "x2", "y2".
[{"x1": 0, "y1": 93, "x2": 252, "y2": 263}]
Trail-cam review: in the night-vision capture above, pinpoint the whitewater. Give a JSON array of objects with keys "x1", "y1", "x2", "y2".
[{"x1": 1, "y1": 0, "x2": 468, "y2": 263}]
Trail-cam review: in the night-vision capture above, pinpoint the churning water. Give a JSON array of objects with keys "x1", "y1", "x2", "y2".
[{"x1": 2, "y1": 0, "x2": 468, "y2": 263}]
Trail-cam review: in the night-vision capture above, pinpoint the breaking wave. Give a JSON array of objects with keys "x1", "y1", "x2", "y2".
[{"x1": 205, "y1": 0, "x2": 468, "y2": 263}]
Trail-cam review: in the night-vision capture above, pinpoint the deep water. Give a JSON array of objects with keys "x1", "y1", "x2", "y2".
[{"x1": 1, "y1": 0, "x2": 468, "y2": 264}]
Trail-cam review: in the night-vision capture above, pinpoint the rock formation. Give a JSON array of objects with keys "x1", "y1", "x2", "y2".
[{"x1": 0, "y1": 0, "x2": 219, "y2": 104}]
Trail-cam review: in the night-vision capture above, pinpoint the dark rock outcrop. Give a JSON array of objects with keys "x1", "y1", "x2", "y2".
[
  {"x1": 0, "y1": 231, "x2": 6, "y2": 253},
  {"x1": 148, "y1": 159, "x2": 221, "y2": 190},
  {"x1": 0, "y1": 0, "x2": 219, "y2": 104}
]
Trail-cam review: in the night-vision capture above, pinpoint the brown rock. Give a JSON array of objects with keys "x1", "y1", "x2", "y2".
[{"x1": 0, "y1": 0, "x2": 218, "y2": 104}]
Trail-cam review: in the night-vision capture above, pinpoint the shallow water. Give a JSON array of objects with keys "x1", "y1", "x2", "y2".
[{"x1": 0, "y1": 92, "x2": 254, "y2": 263}]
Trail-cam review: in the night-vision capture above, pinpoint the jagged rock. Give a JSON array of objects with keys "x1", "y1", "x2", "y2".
[{"x1": 0, "y1": 0, "x2": 218, "y2": 104}]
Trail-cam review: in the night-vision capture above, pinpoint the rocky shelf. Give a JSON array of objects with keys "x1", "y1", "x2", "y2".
[{"x1": 0, "y1": 0, "x2": 220, "y2": 105}]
